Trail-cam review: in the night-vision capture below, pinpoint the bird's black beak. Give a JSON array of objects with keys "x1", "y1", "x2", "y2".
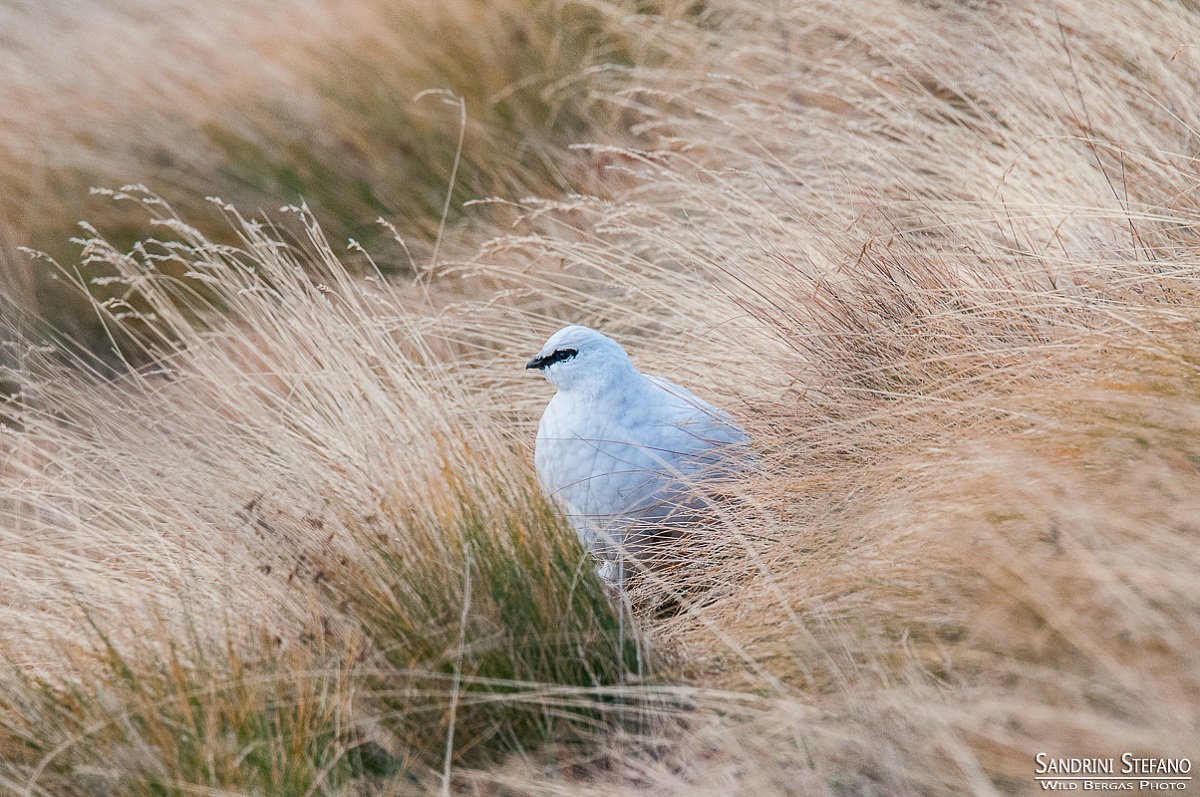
[{"x1": 526, "y1": 355, "x2": 546, "y2": 370}]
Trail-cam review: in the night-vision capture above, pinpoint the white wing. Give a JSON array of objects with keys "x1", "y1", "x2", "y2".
[
  {"x1": 643, "y1": 374, "x2": 750, "y2": 451},
  {"x1": 535, "y1": 371, "x2": 751, "y2": 561}
]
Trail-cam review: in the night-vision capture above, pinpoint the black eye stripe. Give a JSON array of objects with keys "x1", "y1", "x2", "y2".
[
  {"x1": 526, "y1": 347, "x2": 579, "y2": 370},
  {"x1": 542, "y1": 348, "x2": 578, "y2": 367}
]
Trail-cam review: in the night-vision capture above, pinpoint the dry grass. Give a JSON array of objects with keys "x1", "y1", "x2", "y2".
[
  {"x1": 3, "y1": 0, "x2": 1200, "y2": 794},
  {"x1": 0, "y1": 0, "x2": 695, "y2": 346}
]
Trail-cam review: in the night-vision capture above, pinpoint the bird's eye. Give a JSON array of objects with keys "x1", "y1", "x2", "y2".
[
  {"x1": 526, "y1": 347, "x2": 579, "y2": 370},
  {"x1": 545, "y1": 348, "x2": 578, "y2": 366}
]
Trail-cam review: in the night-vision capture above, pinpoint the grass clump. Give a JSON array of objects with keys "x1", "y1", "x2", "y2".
[
  {"x1": 0, "y1": 197, "x2": 651, "y2": 792},
  {"x1": 1, "y1": 635, "x2": 385, "y2": 794},
  {"x1": 0, "y1": 0, "x2": 708, "y2": 352}
]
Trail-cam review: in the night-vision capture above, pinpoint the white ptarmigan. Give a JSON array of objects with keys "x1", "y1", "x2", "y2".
[{"x1": 526, "y1": 325, "x2": 750, "y2": 581}]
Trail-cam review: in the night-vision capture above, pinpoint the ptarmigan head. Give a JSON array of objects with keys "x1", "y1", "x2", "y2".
[{"x1": 525, "y1": 325, "x2": 636, "y2": 392}]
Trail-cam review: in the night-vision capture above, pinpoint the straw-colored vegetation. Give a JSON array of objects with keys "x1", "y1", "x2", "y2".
[
  {"x1": 0, "y1": 0, "x2": 673, "y2": 343},
  {"x1": 2, "y1": 0, "x2": 1200, "y2": 794}
]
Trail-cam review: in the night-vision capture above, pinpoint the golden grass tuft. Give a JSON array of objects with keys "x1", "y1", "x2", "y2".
[{"x1": 0, "y1": 0, "x2": 702, "y2": 347}]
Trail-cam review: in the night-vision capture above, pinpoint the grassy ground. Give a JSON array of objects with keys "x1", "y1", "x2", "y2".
[
  {"x1": 0, "y1": 0, "x2": 687, "y2": 346},
  {"x1": 2, "y1": 0, "x2": 1200, "y2": 794}
]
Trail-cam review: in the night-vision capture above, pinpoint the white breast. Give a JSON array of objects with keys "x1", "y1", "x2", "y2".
[{"x1": 534, "y1": 374, "x2": 749, "y2": 559}]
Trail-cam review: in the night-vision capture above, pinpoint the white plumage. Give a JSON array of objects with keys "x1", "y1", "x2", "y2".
[{"x1": 526, "y1": 325, "x2": 750, "y2": 579}]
